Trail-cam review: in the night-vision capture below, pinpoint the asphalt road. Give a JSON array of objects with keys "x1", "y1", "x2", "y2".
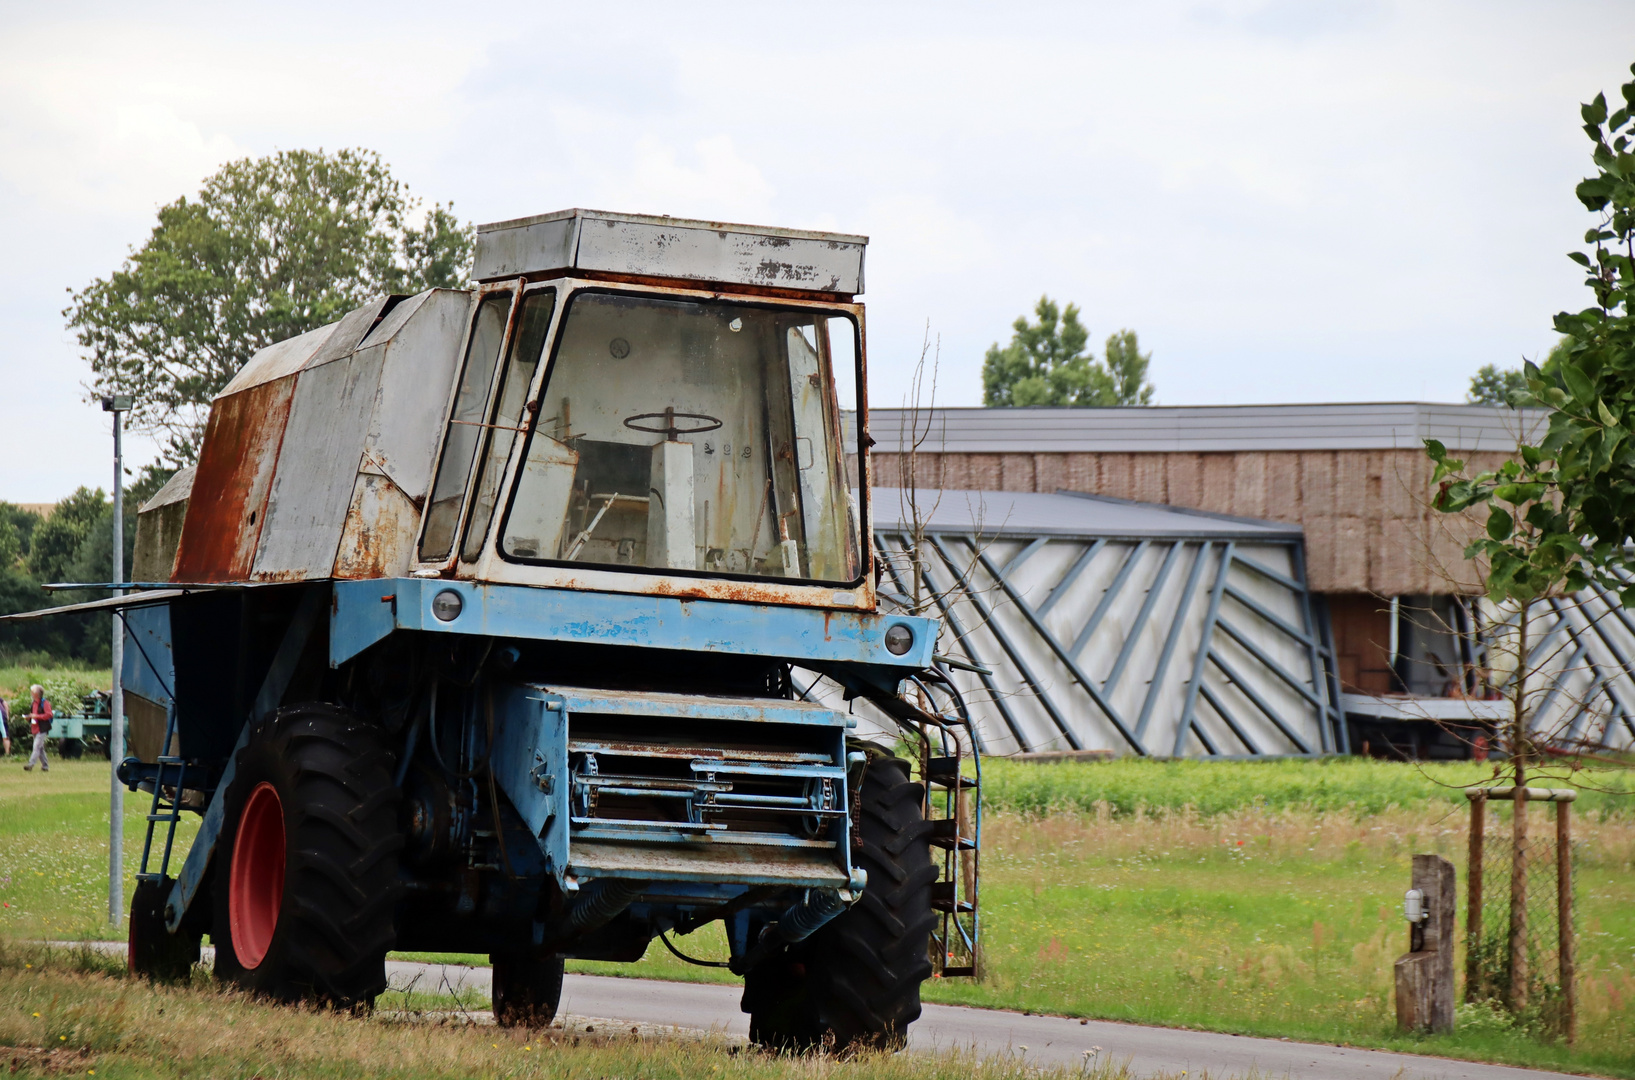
[{"x1": 382, "y1": 959, "x2": 1579, "y2": 1080}]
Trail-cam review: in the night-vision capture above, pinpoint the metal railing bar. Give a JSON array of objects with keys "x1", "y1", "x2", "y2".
[
  {"x1": 1190, "y1": 717, "x2": 1222, "y2": 756},
  {"x1": 1103, "y1": 541, "x2": 1185, "y2": 697},
  {"x1": 1135, "y1": 541, "x2": 1213, "y2": 742},
  {"x1": 1037, "y1": 539, "x2": 1106, "y2": 618},
  {"x1": 965, "y1": 541, "x2": 1146, "y2": 755},
  {"x1": 929, "y1": 534, "x2": 1085, "y2": 751},
  {"x1": 1069, "y1": 540, "x2": 1151, "y2": 660},
  {"x1": 1174, "y1": 542, "x2": 1235, "y2": 757},
  {"x1": 1206, "y1": 648, "x2": 1314, "y2": 754}
]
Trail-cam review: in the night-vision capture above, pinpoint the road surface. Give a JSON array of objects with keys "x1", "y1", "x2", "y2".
[{"x1": 382, "y1": 958, "x2": 1579, "y2": 1080}]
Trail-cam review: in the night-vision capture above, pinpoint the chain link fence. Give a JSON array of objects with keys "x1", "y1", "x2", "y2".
[{"x1": 1465, "y1": 794, "x2": 1577, "y2": 1040}]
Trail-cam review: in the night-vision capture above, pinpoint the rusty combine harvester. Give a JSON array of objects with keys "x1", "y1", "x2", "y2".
[{"x1": 45, "y1": 210, "x2": 982, "y2": 1049}]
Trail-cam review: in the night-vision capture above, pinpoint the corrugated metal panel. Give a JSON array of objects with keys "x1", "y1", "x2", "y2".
[
  {"x1": 846, "y1": 404, "x2": 1549, "y2": 455},
  {"x1": 171, "y1": 377, "x2": 296, "y2": 581},
  {"x1": 871, "y1": 487, "x2": 1302, "y2": 540},
  {"x1": 474, "y1": 209, "x2": 867, "y2": 294}
]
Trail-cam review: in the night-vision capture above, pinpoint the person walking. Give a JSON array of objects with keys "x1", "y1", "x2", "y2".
[{"x1": 25, "y1": 684, "x2": 51, "y2": 772}]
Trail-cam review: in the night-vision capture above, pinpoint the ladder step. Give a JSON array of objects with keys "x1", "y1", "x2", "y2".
[
  {"x1": 939, "y1": 965, "x2": 976, "y2": 978},
  {"x1": 930, "y1": 881, "x2": 973, "y2": 913},
  {"x1": 927, "y1": 757, "x2": 976, "y2": 789},
  {"x1": 927, "y1": 817, "x2": 975, "y2": 850},
  {"x1": 145, "y1": 813, "x2": 183, "y2": 822}
]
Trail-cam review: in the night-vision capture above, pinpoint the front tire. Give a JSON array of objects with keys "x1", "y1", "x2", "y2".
[
  {"x1": 491, "y1": 949, "x2": 565, "y2": 1027},
  {"x1": 127, "y1": 876, "x2": 200, "y2": 982},
  {"x1": 212, "y1": 703, "x2": 402, "y2": 1006},
  {"x1": 744, "y1": 755, "x2": 936, "y2": 1052}
]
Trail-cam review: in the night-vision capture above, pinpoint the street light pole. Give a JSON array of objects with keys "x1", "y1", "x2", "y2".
[{"x1": 102, "y1": 394, "x2": 131, "y2": 927}]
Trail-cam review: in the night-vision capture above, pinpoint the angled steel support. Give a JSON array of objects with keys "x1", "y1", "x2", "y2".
[
  {"x1": 1103, "y1": 540, "x2": 1185, "y2": 697},
  {"x1": 966, "y1": 541, "x2": 1147, "y2": 755},
  {"x1": 927, "y1": 534, "x2": 1084, "y2": 751},
  {"x1": 1037, "y1": 539, "x2": 1105, "y2": 618},
  {"x1": 1288, "y1": 542, "x2": 1340, "y2": 753},
  {"x1": 1213, "y1": 616, "x2": 1332, "y2": 716},
  {"x1": 1175, "y1": 542, "x2": 1234, "y2": 757},
  {"x1": 1198, "y1": 681, "x2": 1260, "y2": 755},
  {"x1": 1070, "y1": 540, "x2": 1151, "y2": 660},
  {"x1": 1206, "y1": 649, "x2": 1313, "y2": 754},
  {"x1": 1136, "y1": 541, "x2": 1213, "y2": 742}
]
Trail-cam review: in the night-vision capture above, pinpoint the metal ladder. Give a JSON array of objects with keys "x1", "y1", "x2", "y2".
[
  {"x1": 136, "y1": 702, "x2": 188, "y2": 884},
  {"x1": 917, "y1": 682, "x2": 981, "y2": 979}
]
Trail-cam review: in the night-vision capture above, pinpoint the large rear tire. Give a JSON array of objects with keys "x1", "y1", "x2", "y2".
[
  {"x1": 744, "y1": 755, "x2": 936, "y2": 1052},
  {"x1": 490, "y1": 949, "x2": 565, "y2": 1027},
  {"x1": 212, "y1": 703, "x2": 402, "y2": 1006}
]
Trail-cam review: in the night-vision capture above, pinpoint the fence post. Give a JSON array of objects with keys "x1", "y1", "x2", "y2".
[
  {"x1": 1509, "y1": 787, "x2": 1530, "y2": 1014},
  {"x1": 1465, "y1": 792, "x2": 1485, "y2": 1003},
  {"x1": 1395, "y1": 853, "x2": 1456, "y2": 1033},
  {"x1": 1557, "y1": 799, "x2": 1576, "y2": 1045}
]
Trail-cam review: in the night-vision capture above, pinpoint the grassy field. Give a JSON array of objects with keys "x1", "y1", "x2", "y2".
[
  {"x1": 0, "y1": 941, "x2": 1141, "y2": 1080},
  {"x1": 3, "y1": 758, "x2": 1632, "y2": 1076}
]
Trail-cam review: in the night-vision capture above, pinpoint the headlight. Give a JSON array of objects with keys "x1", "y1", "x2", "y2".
[
  {"x1": 431, "y1": 589, "x2": 464, "y2": 622},
  {"x1": 884, "y1": 624, "x2": 914, "y2": 656}
]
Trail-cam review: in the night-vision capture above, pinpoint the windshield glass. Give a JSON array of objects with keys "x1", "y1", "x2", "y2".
[{"x1": 499, "y1": 291, "x2": 860, "y2": 583}]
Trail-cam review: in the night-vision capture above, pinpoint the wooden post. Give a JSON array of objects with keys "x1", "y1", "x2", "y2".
[
  {"x1": 1557, "y1": 800, "x2": 1576, "y2": 1045},
  {"x1": 1509, "y1": 787, "x2": 1530, "y2": 1014},
  {"x1": 1465, "y1": 792, "x2": 1485, "y2": 1003},
  {"x1": 1395, "y1": 853, "x2": 1456, "y2": 1033}
]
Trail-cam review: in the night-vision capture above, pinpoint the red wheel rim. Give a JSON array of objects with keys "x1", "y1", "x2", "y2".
[{"x1": 229, "y1": 781, "x2": 285, "y2": 969}]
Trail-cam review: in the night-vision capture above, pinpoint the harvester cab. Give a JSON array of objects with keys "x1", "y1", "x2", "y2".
[{"x1": 72, "y1": 210, "x2": 980, "y2": 1050}]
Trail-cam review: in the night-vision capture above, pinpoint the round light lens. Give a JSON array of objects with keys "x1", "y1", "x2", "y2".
[
  {"x1": 431, "y1": 589, "x2": 464, "y2": 622},
  {"x1": 884, "y1": 624, "x2": 914, "y2": 656}
]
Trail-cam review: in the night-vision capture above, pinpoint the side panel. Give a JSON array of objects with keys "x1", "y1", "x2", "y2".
[
  {"x1": 333, "y1": 289, "x2": 470, "y2": 579},
  {"x1": 172, "y1": 378, "x2": 296, "y2": 582},
  {"x1": 251, "y1": 347, "x2": 386, "y2": 580}
]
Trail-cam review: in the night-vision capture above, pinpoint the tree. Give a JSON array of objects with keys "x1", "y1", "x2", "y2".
[
  {"x1": 1428, "y1": 64, "x2": 1635, "y2": 1021},
  {"x1": 981, "y1": 296, "x2": 1155, "y2": 407},
  {"x1": 1467, "y1": 340, "x2": 1574, "y2": 405},
  {"x1": 1468, "y1": 364, "x2": 1528, "y2": 405},
  {"x1": 66, "y1": 149, "x2": 476, "y2": 465}
]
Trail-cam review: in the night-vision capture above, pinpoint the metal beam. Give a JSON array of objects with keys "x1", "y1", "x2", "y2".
[
  {"x1": 1288, "y1": 542, "x2": 1340, "y2": 753},
  {"x1": 1069, "y1": 541, "x2": 1151, "y2": 660},
  {"x1": 1037, "y1": 539, "x2": 1105, "y2": 618},
  {"x1": 1103, "y1": 541, "x2": 1184, "y2": 697},
  {"x1": 966, "y1": 541, "x2": 1147, "y2": 755},
  {"x1": 1213, "y1": 616, "x2": 1332, "y2": 716},
  {"x1": 1175, "y1": 542, "x2": 1234, "y2": 757},
  {"x1": 1198, "y1": 682, "x2": 1261, "y2": 755},
  {"x1": 928, "y1": 534, "x2": 1085, "y2": 751},
  {"x1": 997, "y1": 537, "x2": 1049, "y2": 580},
  {"x1": 1136, "y1": 541, "x2": 1213, "y2": 742},
  {"x1": 1206, "y1": 649, "x2": 1313, "y2": 754}
]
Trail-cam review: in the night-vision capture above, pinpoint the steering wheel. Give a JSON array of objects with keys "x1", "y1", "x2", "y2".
[{"x1": 624, "y1": 407, "x2": 723, "y2": 441}]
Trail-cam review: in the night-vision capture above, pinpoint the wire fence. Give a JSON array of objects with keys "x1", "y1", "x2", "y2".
[{"x1": 1466, "y1": 796, "x2": 1577, "y2": 1040}]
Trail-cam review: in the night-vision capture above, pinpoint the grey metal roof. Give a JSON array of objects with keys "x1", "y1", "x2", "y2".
[
  {"x1": 869, "y1": 487, "x2": 1303, "y2": 540},
  {"x1": 847, "y1": 403, "x2": 1549, "y2": 454}
]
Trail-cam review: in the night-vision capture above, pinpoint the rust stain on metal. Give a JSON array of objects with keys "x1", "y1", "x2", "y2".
[{"x1": 172, "y1": 377, "x2": 296, "y2": 582}]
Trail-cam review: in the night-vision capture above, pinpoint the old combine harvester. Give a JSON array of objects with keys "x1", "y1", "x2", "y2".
[{"x1": 46, "y1": 210, "x2": 983, "y2": 1049}]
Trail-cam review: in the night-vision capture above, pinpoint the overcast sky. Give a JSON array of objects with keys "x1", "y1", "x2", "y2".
[{"x1": 1, "y1": 0, "x2": 1630, "y2": 502}]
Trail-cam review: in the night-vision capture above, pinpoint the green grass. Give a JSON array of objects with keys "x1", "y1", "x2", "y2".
[
  {"x1": 0, "y1": 941, "x2": 1144, "y2": 1080},
  {"x1": 980, "y1": 755, "x2": 1635, "y2": 819},
  {"x1": 7, "y1": 760, "x2": 1633, "y2": 1077}
]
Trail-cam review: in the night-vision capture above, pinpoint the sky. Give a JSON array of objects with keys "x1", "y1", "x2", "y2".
[{"x1": 0, "y1": 0, "x2": 1631, "y2": 502}]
